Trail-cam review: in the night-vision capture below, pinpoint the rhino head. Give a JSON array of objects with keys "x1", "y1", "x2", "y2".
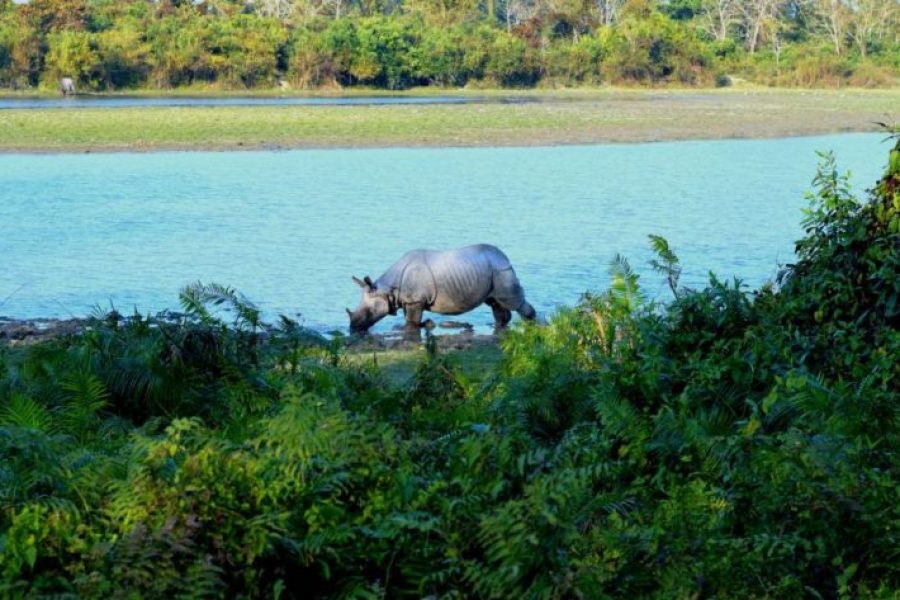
[{"x1": 347, "y1": 275, "x2": 393, "y2": 333}]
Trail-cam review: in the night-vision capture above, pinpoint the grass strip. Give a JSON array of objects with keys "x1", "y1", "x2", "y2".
[{"x1": 1, "y1": 88, "x2": 897, "y2": 152}]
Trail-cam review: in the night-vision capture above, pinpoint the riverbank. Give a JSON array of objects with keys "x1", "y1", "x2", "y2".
[
  {"x1": 1, "y1": 88, "x2": 896, "y2": 152},
  {"x1": 0, "y1": 314, "x2": 498, "y2": 354},
  {"x1": 0, "y1": 314, "x2": 502, "y2": 390}
]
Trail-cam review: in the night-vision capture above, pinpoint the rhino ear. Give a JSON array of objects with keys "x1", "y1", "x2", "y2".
[
  {"x1": 363, "y1": 276, "x2": 375, "y2": 289},
  {"x1": 352, "y1": 276, "x2": 366, "y2": 288}
]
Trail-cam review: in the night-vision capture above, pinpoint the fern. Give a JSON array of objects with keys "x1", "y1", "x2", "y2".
[
  {"x1": 648, "y1": 234, "x2": 682, "y2": 298},
  {"x1": 0, "y1": 393, "x2": 53, "y2": 433},
  {"x1": 60, "y1": 370, "x2": 108, "y2": 437},
  {"x1": 179, "y1": 281, "x2": 261, "y2": 330},
  {"x1": 608, "y1": 253, "x2": 645, "y2": 314}
]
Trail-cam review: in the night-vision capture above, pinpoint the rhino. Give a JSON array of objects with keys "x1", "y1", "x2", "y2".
[
  {"x1": 348, "y1": 244, "x2": 536, "y2": 333},
  {"x1": 59, "y1": 77, "x2": 76, "y2": 96}
]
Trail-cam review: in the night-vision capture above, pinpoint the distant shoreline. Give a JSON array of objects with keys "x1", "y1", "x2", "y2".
[
  {"x1": 2, "y1": 84, "x2": 893, "y2": 98},
  {"x1": 1, "y1": 88, "x2": 896, "y2": 154}
]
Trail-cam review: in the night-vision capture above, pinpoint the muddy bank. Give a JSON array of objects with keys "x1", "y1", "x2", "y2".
[
  {"x1": 0, "y1": 316, "x2": 498, "y2": 352},
  {"x1": 345, "y1": 325, "x2": 498, "y2": 353},
  {"x1": 0, "y1": 317, "x2": 88, "y2": 345}
]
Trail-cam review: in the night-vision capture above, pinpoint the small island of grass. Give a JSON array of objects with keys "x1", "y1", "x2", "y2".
[{"x1": 1, "y1": 88, "x2": 898, "y2": 153}]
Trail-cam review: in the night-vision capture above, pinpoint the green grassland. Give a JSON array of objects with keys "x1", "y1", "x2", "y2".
[{"x1": 1, "y1": 88, "x2": 898, "y2": 152}]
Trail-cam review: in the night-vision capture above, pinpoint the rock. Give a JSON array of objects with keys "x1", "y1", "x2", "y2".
[
  {"x1": 438, "y1": 320, "x2": 473, "y2": 330},
  {"x1": 0, "y1": 317, "x2": 86, "y2": 345}
]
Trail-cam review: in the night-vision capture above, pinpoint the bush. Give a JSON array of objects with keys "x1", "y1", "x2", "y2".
[
  {"x1": 484, "y1": 31, "x2": 539, "y2": 87},
  {"x1": 603, "y1": 11, "x2": 711, "y2": 84},
  {"x1": 543, "y1": 34, "x2": 605, "y2": 85},
  {"x1": 43, "y1": 30, "x2": 98, "y2": 88},
  {"x1": 94, "y1": 26, "x2": 151, "y2": 88}
]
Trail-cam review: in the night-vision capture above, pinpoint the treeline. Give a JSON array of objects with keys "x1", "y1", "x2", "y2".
[{"x1": 0, "y1": 0, "x2": 897, "y2": 91}]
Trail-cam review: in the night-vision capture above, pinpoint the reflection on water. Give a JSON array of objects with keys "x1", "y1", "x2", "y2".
[{"x1": 0, "y1": 133, "x2": 886, "y2": 333}]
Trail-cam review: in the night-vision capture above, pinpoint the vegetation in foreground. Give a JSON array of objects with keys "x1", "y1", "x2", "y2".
[
  {"x1": 1, "y1": 135, "x2": 899, "y2": 597},
  {"x1": 0, "y1": 0, "x2": 898, "y2": 93},
  {"x1": 1, "y1": 88, "x2": 898, "y2": 152}
]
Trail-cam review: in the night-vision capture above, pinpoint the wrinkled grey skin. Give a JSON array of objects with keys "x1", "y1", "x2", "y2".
[
  {"x1": 59, "y1": 77, "x2": 76, "y2": 95},
  {"x1": 348, "y1": 244, "x2": 536, "y2": 334}
]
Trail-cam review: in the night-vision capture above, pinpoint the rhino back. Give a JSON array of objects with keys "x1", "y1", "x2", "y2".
[
  {"x1": 375, "y1": 250, "x2": 422, "y2": 291},
  {"x1": 425, "y1": 245, "x2": 502, "y2": 313},
  {"x1": 375, "y1": 245, "x2": 513, "y2": 314},
  {"x1": 375, "y1": 250, "x2": 437, "y2": 307}
]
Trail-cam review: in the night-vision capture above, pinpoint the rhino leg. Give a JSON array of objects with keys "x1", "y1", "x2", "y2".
[
  {"x1": 490, "y1": 267, "x2": 536, "y2": 323},
  {"x1": 403, "y1": 302, "x2": 424, "y2": 329},
  {"x1": 485, "y1": 298, "x2": 512, "y2": 329}
]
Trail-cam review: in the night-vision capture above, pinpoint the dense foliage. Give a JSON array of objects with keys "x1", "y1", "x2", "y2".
[
  {"x1": 0, "y1": 0, "x2": 897, "y2": 90},
  {"x1": 1, "y1": 137, "x2": 899, "y2": 597}
]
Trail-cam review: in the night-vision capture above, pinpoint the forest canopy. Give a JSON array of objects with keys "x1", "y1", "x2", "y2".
[{"x1": 0, "y1": 0, "x2": 897, "y2": 90}]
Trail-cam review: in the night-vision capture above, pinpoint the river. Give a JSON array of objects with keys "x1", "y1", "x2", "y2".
[{"x1": 0, "y1": 133, "x2": 887, "y2": 333}]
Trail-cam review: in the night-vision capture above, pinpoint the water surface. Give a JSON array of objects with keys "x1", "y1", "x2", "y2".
[{"x1": 0, "y1": 134, "x2": 886, "y2": 333}]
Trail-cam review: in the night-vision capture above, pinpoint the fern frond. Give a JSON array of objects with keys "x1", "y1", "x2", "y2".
[
  {"x1": 179, "y1": 281, "x2": 261, "y2": 330},
  {"x1": 0, "y1": 393, "x2": 53, "y2": 432},
  {"x1": 608, "y1": 254, "x2": 645, "y2": 313},
  {"x1": 60, "y1": 371, "x2": 109, "y2": 436},
  {"x1": 648, "y1": 234, "x2": 682, "y2": 298},
  {"x1": 179, "y1": 281, "x2": 213, "y2": 321},
  {"x1": 648, "y1": 234, "x2": 679, "y2": 266}
]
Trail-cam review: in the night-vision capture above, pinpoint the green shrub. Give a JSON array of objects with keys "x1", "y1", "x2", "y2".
[{"x1": 43, "y1": 29, "x2": 98, "y2": 88}]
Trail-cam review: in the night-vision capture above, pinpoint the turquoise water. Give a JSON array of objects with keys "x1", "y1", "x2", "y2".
[{"x1": 0, "y1": 134, "x2": 887, "y2": 333}]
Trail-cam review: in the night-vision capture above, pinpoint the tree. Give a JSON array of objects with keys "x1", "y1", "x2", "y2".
[
  {"x1": 810, "y1": 0, "x2": 850, "y2": 54},
  {"x1": 20, "y1": 0, "x2": 90, "y2": 32},
  {"x1": 44, "y1": 30, "x2": 99, "y2": 87},
  {"x1": 605, "y1": 7, "x2": 710, "y2": 83},
  {"x1": 741, "y1": 0, "x2": 781, "y2": 53},
  {"x1": 484, "y1": 30, "x2": 537, "y2": 85},
  {"x1": 255, "y1": 0, "x2": 296, "y2": 20},
  {"x1": 147, "y1": 13, "x2": 212, "y2": 87},
  {"x1": 0, "y1": 11, "x2": 41, "y2": 87},
  {"x1": 595, "y1": 0, "x2": 626, "y2": 25},
  {"x1": 501, "y1": 0, "x2": 540, "y2": 31},
  {"x1": 660, "y1": 0, "x2": 701, "y2": 20},
  {"x1": 848, "y1": 0, "x2": 900, "y2": 58},
  {"x1": 546, "y1": 0, "x2": 596, "y2": 39},
  {"x1": 403, "y1": 0, "x2": 481, "y2": 24},
  {"x1": 95, "y1": 26, "x2": 151, "y2": 88},
  {"x1": 700, "y1": 0, "x2": 740, "y2": 42}
]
